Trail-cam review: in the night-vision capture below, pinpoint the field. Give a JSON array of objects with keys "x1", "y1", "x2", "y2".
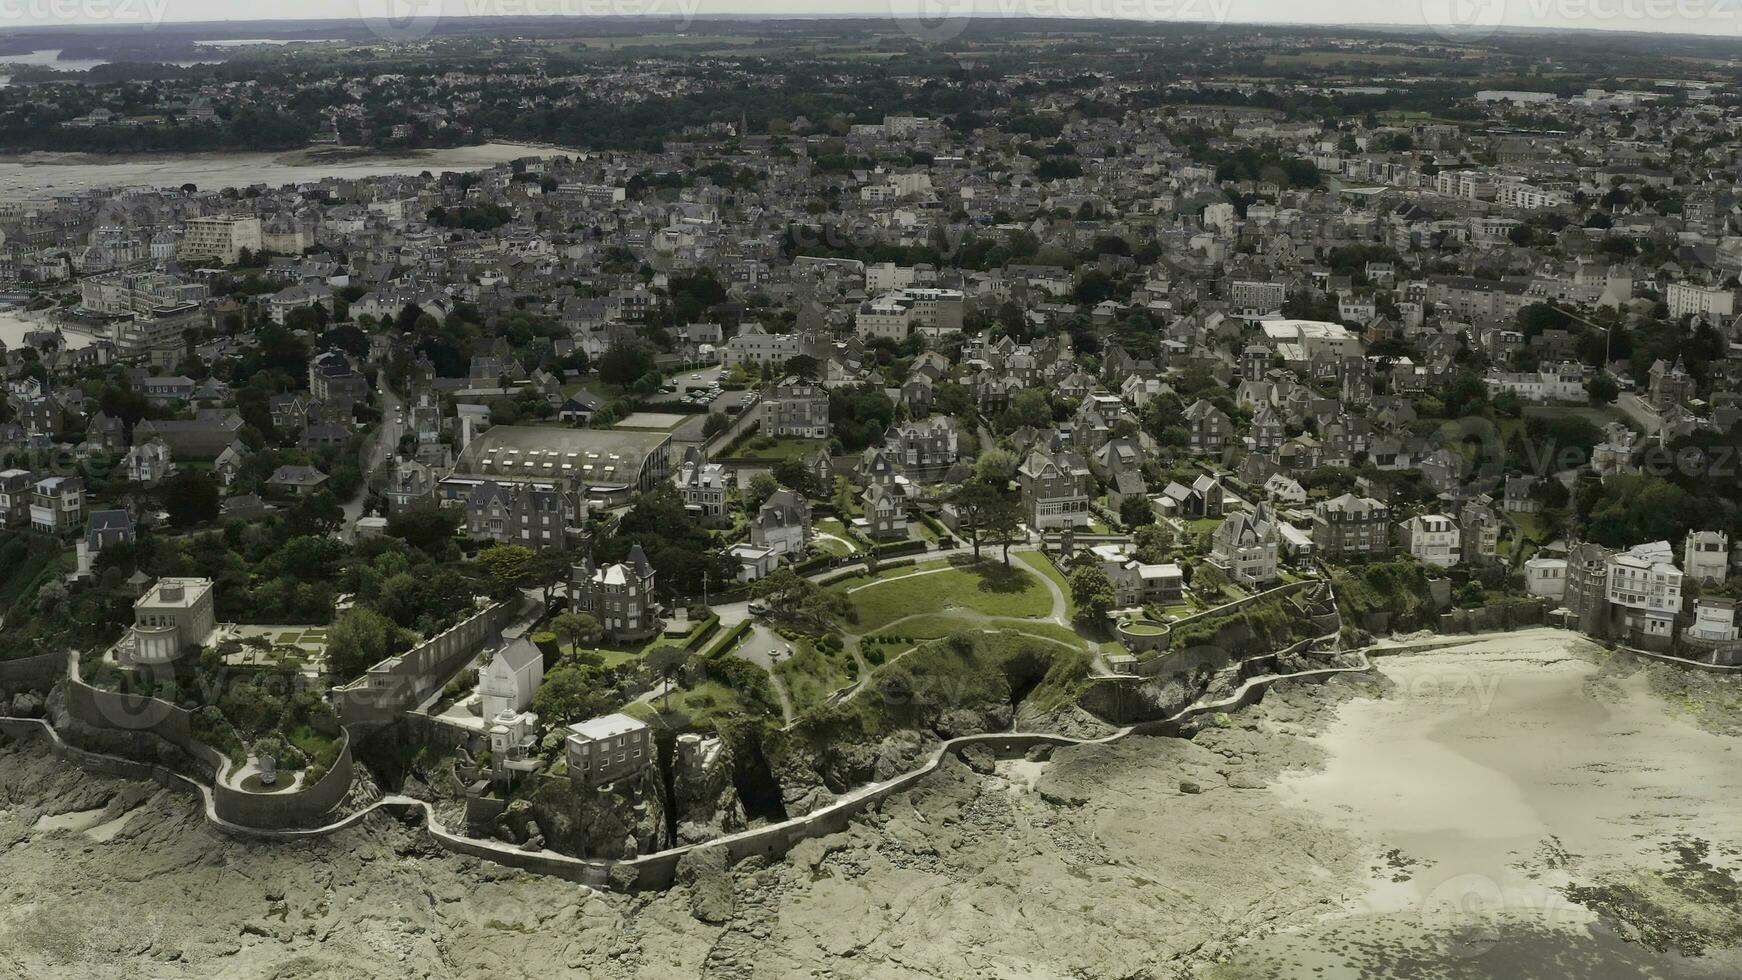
[
  {"x1": 773, "y1": 639, "x2": 857, "y2": 712},
  {"x1": 866, "y1": 616, "x2": 1085, "y2": 647},
  {"x1": 1263, "y1": 52, "x2": 1450, "y2": 68},
  {"x1": 1016, "y1": 551, "x2": 1075, "y2": 617},
  {"x1": 721, "y1": 436, "x2": 829, "y2": 464},
  {"x1": 836, "y1": 560, "x2": 1052, "y2": 633}
]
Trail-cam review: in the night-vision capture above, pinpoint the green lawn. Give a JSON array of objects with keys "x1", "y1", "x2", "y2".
[
  {"x1": 1509, "y1": 511, "x2": 1549, "y2": 543},
  {"x1": 722, "y1": 436, "x2": 828, "y2": 463},
  {"x1": 1017, "y1": 551, "x2": 1075, "y2": 617},
  {"x1": 286, "y1": 724, "x2": 336, "y2": 763},
  {"x1": 812, "y1": 534, "x2": 855, "y2": 557},
  {"x1": 625, "y1": 680, "x2": 765, "y2": 731},
  {"x1": 838, "y1": 561, "x2": 1052, "y2": 633},
  {"x1": 867, "y1": 615, "x2": 1086, "y2": 647},
  {"x1": 567, "y1": 636, "x2": 658, "y2": 669},
  {"x1": 774, "y1": 640, "x2": 856, "y2": 711}
]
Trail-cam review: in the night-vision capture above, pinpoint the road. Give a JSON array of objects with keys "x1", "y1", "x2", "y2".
[{"x1": 340, "y1": 385, "x2": 403, "y2": 541}]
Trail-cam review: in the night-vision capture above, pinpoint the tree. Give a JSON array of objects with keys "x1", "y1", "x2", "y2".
[
  {"x1": 1119, "y1": 495, "x2": 1155, "y2": 528},
  {"x1": 525, "y1": 548, "x2": 570, "y2": 607},
  {"x1": 782, "y1": 354, "x2": 820, "y2": 380},
  {"x1": 948, "y1": 479, "x2": 1004, "y2": 560},
  {"x1": 1193, "y1": 562, "x2": 1231, "y2": 603},
  {"x1": 702, "y1": 413, "x2": 731, "y2": 438},
  {"x1": 1586, "y1": 372, "x2": 1619, "y2": 405},
  {"x1": 596, "y1": 342, "x2": 658, "y2": 387},
  {"x1": 476, "y1": 544, "x2": 537, "y2": 600},
  {"x1": 532, "y1": 663, "x2": 613, "y2": 725},
  {"x1": 984, "y1": 493, "x2": 1027, "y2": 565},
  {"x1": 644, "y1": 645, "x2": 692, "y2": 712},
  {"x1": 750, "y1": 567, "x2": 849, "y2": 629},
  {"x1": 326, "y1": 605, "x2": 410, "y2": 680},
  {"x1": 552, "y1": 611, "x2": 602, "y2": 652},
  {"x1": 1001, "y1": 389, "x2": 1051, "y2": 431},
  {"x1": 745, "y1": 472, "x2": 781, "y2": 512},
  {"x1": 386, "y1": 505, "x2": 462, "y2": 555},
  {"x1": 1133, "y1": 523, "x2": 1173, "y2": 564},
  {"x1": 974, "y1": 447, "x2": 1020, "y2": 486},
  {"x1": 160, "y1": 469, "x2": 221, "y2": 528},
  {"x1": 1068, "y1": 565, "x2": 1117, "y2": 623},
  {"x1": 771, "y1": 458, "x2": 820, "y2": 498}
]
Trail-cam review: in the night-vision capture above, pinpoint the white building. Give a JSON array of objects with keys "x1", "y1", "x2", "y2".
[
  {"x1": 177, "y1": 215, "x2": 262, "y2": 264},
  {"x1": 130, "y1": 577, "x2": 216, "y2": 664},
  {"x1": 1258, "y1": 319, "x2": 1363, "y2": 359},
  {"x1": 1685, "y1": 530, "x2": 1730, "y2": 585},
  {"x1": 1485, "y1": 362, "x2": 1586, "y2": 402},
  {"x1": 1685, "y1": 598, "x2": 1738, "y2": 644},
  {"x1": 1605, "y1": 541, "x2": 1683, "y2": 642},
  {"x1": 1665, "y1": 282, "x2": 1736, "y2": 320},
  {"x1": 478, "y1": 637, "x2": 543, "y2": 721},
  {"x1": 1262, "y1": 473, "x2": 1307, "y2": 506},
  {"x1": 1524, "y1": 556, "x2": 1567, "y2": 601},
  {"x1": 1396, "y1": 514, "x2": 1462, "y2": 568}
]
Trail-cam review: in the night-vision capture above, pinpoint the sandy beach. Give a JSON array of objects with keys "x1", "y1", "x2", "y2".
[
  {"x1": 4, "y1": 629, "x2": 1741, "y2": 978},
  {"x1": 0, "y1": 142, "x2": 574, "y2": 197},
  {"x1": 0, "y1": 307, "x2": 100, "y2": 350},
  {"x1": 1220, "y1": 629, "x2": 1742, "y2": 978}
]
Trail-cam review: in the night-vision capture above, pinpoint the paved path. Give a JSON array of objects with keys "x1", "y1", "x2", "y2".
[
  {"x1": 842, "y1": 564, "x2": 954, "y2": 595},
  {"x1": 0, "y1": 623, "x2": 1363, "y2": 895},
  {"x1": 732, "y1": 624, "x2": 796, "y2": 726},
  {"x1": 0, "y1": 583, "x2": 1453, "y2": 896},
  {"x1": 1007, "y1": 553, "x2": 1070, "y2": 627}
]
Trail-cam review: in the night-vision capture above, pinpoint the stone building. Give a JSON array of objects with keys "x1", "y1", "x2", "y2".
[
  {"x1": 571, "y1": 545, "x2": 661, "y2": 643},
  {"x1": 565, "y1": 713, "x2": 652, "y2": 788}
]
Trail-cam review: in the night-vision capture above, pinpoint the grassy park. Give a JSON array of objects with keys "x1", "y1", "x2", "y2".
[{"x1": 835, "y1": 560, "x2": 1052, "y2": 633}]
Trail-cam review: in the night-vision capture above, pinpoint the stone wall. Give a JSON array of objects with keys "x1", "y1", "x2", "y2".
[
  {"x1": 0, "y1": 650, "x2": 67, "y2": 692},
  {"x1": 63, "y1": 669, "x2": 357, "y2": 830},
  {"x1": 63, "y1": 671, "x2": 209, "y2": 765},
  {"x1": 334, "y1": 601, "x2": 514, "y2": 729},
  {"x1": 211, "y1": 733, "x2": 355, "y2": 830},
  {"x1": 1437, "y1": 599, "x2": 1549, "y2": 635}
]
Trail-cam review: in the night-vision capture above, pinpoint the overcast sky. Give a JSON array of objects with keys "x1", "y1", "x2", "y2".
[{"x1": 10, "y1": 0, "x2": 1742, "y2": 39}]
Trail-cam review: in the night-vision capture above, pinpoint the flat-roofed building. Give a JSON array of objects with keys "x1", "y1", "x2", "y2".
[
  {"x1": 458, "y1": 425, "x2": 671, "y2": 505},
  {"x1": 177, "y1": 215, "x2": 262, "y2": 264},
  {"x1": 131, "y1": 576, "x2": 216, "y2": 664},
  {"x1": 565, "y1": 712, "x2": 652, "y2": 788}
]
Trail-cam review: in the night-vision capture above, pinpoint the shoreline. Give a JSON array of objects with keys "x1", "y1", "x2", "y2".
[
  {"x1": 0, "y1": 141, "x2": 581, "y2": 195},
  {"x1": 1220, "y1": 631, "x2": 1742, "y2": 978},
  {"x1": 5, "y1": 627, "x2": 1740, "y2": 976},
  {"x1": 0, "y1": 140, "x2": 586, "y2": 169},
  {"x1": 0, "y1": 627, "x2": 1356, "y2": 892}
]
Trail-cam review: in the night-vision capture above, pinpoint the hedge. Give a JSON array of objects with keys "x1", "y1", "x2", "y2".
[{"x1": 682, "y1": 615, "x2": 723, "y2": 652}]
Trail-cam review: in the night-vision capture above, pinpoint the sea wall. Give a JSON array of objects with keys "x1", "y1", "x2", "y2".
[
  {"x1": 63, "y1": 668, "x2": 353, "y2": 829},
  {"x1": 1437, "y1": 598, "x2": 1549, "y2": 635},
  {"x1": 334, "y1": 601, "x2": 513, "y2": 729},
  {"x1": 210, "y1": 734, "x2": 355, "y2": 830},
  {"x1": 0, "y1": 650, "x2": 68, "y2": 692}
]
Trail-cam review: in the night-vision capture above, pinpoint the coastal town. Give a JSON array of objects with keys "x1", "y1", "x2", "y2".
[{"x1": 0, "y1": 17, "x2": 1738, "y2": 928}]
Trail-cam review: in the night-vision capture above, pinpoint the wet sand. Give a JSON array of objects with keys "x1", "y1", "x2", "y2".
[
  {"x1": 1218, "y1": 629, "x2": 1742, "y2": 978},
  {"x1": 0, "y1": 308, "x2": 100, "y2": 350},
  {"x1": 0, "y1": 142, "x2": 567, "y2": 196}
]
